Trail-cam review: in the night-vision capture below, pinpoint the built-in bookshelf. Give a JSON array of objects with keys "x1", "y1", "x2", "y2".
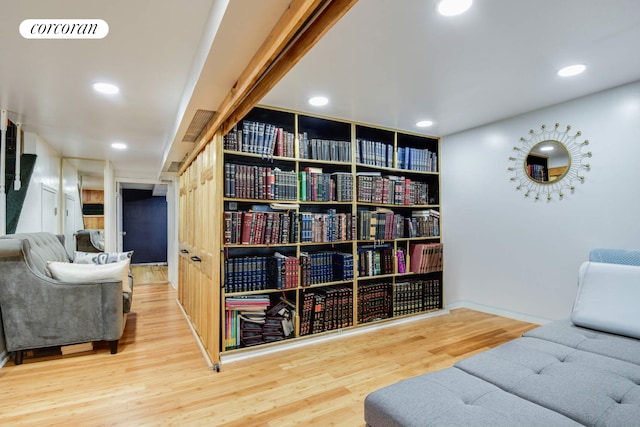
[
  {"x1": 178, "y1": 106, "x2": 443, "y2": 368},
  {"x1": 81, "y1": 189, "x2": 104, "y2": 229},
  {"x1": 219, "y1": 106, "x2": 443, "y2": 354}
]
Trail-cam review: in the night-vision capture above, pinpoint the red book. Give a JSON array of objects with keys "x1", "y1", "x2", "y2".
[{"x1": 241, "y1": 212, "x2": 253, "y2": 244}]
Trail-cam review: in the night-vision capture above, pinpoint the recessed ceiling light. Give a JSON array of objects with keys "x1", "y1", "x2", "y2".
[
  {"x1": 540, "y1": 145, "x2": 554, "y2": 152},
  {"x1": 416, "y1": 120, "x2": 434, "y2": 128},
  {"x1": 93, "y1": 82, "x2": 120, "y2": 95},
  {"x1": 308, "y1": 96, "x2": 328, "y2": 106},
  {"x1": 111, "y1": 142, "x2": 127, "y2": 150},
  {"x1": 557, "y1": 64, "x2": 586, "y2": 77},
  {"x1": 437, "y1": 0, "x2": 473, "y2": 16}
]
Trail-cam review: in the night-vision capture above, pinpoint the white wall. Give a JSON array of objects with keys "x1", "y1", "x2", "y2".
[
  {"x1": 441, "y1": 81, "x2": 640, "y2": 323},
  {"x1": 15, "y1": 132, "x2": 61, "y2": 233},
  {"x1": 61, "y1": 160, "x2": 85, "y2": 255},
  {"x1": 166, "y1": 178, "x2": 179, "y2": 288}
]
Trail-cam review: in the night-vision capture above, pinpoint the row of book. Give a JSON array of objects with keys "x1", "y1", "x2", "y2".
[
  {"x1": 224, "y1": 208, "x2": 438, "y2": 245},
  {"x1": 300, "y1": 251, "x2": 354, "y2": 286},
  {"x1": 356, "y1": 138, "x2": 394, "y2": 168},
  {"x1": 299, "y1": 286, "x2": 353, "y2": 336},
  {"x1": 224, "y1": 210, "x2": 298, "y2": 245},
  {"x1": 300, "y1": 210, "x2": 356, "y2": 243},
  {"x1": 358, "y1": 282, "x2": 393, "y2": 324},
  {"x1": 224, "y1": 253, "x2": 299, "y2": 293},
  {"x1": 357, "y1": 209, "x2": 440, "y2": 240},
  {"x1": 406, "y1": 210, "x2": 440, "y2": 238},
  {"x1": 299, "y1": 169, "x2": 353, "y2": 202},
  {"x1": 224, "y1": 208, "x2": 439, "y2": 246},
  {"x1": 393, "y1": 279, "x2": 442, "y2": 316},
  {"x1": 224, "y1": 163, "x2": 298, "y2": 200},
  {"x1": 223, "y1": 121, "x2": 437, "y2": 172},
  {"x1": 409, "y1": 243, "x2": 443, "y2": 274},
  {"x1": 356, "y1": 173, "x2": 430, "y2": 205},
  {"x1": 357, "y1": 210, "x2": 404, "y2": 241},
  {"x1": 224, "y1": 243, "x2": 441, "y2": 293},
  {"x1": 397, "y1": 147, "x2": 438, "y2": 172},
  {"x1": 225, "y1": 279, "x2": 443, "y2": 347},
  {"x1": 357, "y1": 245, "x2": 399, "y2": 277},
  {"x1": 224, "y1": 121, "x2": 296, "y2": 158},
  {"x1": 299, "y1": 133, "x2": 351, "y2": 162}
]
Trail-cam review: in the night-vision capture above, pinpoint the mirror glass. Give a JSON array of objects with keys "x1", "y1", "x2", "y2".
[
  {"x1": 524, "y1": 140, "x2": 570, "y2": 183},
  {"x1": 61, "y1": 158, "x2": 105, "y2": 255}
]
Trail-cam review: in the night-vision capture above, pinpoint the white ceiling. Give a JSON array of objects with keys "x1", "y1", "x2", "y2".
[
  {"x1": 262, "y1": 0, "x2": 640, "y2": 137},
  {"x1": 2, "y1": 0, "x2": 640, "y2": 181}
]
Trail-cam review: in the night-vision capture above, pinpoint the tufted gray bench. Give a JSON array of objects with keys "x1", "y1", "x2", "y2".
[{"x1": 365, "y1": 253, "x2": 640, "y2": 426}]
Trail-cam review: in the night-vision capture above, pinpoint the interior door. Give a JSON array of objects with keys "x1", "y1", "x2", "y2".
[
  {"x1": 122, "y1": 188, "x2": 167, "y2": 264},
  {"x1": 41, "y1": 184, "x2": 58, "y2": 233}
]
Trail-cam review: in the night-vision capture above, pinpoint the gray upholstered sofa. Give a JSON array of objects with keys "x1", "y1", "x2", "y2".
[
  {"x1": 0, "y1": 232, "x2": 131, "y2": 365},
  {"x1": 365, "y1": 249, "x2": 640, "y2": 426},
  {"x1": 75, "y1": 229, "x2": 105, "y2": 253}
]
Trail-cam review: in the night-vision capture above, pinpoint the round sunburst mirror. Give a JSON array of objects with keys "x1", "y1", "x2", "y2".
[{"x1": 508, "y1": 123, "x2": 592, "y2": 201}]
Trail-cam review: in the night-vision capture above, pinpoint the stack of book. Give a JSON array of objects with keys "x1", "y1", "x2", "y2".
[
  {"x1": 358, "y1": 282, "x2": 392, "y2": 324},
  {"x1": 266, "y1": 253, "x2": 299, "y2": 290},
  {"x1": 397, "y1": 147, "x2": 438, "y2": 172},
  {"x1": 224, "y1": 295, "x2": 271, "y2": 349},
  {"x1": 224, "y1": 121, "x2": 295, "y2": 158},
  {"x1": 357, "y1": 209, "x2": 405, "y2": 240},
  {"x1": 299, "y1": 210, "x2": 356, "y2": 243},
  {"x1": 224, "y1": 210, "x2": 298, "y2": 245},
  {"x1": 356, "y1": 174, "x2": 429, "y2": 205},
  {"x1": 224, "y1": 254, "x2": 299, "y2": 292},
  {"x1": 299, "y1": 168, "x2": 354, "y2": 202},
  {"x1": 406, "y1": 210, "x2": 440, "y2": 238},
  {"x1": 224, "y1": 163, "x2": 297, "y2": 200},
  {"x1": 356, "y1": 139, "x2": 393, "y2": 168},
  {"x1": 424, "y1": 279, "x2": 442, "y2": 311},
  {"x1": 298, "y1": 133, "x2": 352, "y2": 162},
  {"x1": 299, "y1": 251, "x2": 354, "y2": 286},
  {"x1": 392, "y1": 279, "x2": 441, "y2": 316},
  {"x1": 299, "y1": 286, "x2": 353, "y2": 336},
  {"x1": 409, "y1": 243, "x2": 443, "y2": 274},
  {"x1": 357, "y1": 244, "x2": 395, "y2": 277},
  {"x1": 264, "y1": 298, "x2": 295, "y2": 342}
]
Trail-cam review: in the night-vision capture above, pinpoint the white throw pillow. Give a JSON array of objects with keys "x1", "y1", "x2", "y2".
[
  {"x1": 571, "y1": 261, "x2": 640, "y2": 339},
  {"x1": 48, "y1": 259, "x2": 131, "y2": 293}
]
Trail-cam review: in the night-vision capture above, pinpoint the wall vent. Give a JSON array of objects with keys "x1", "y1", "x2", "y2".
[
  {"x1": 183, "y1": 109, "x2": 215, "y2": 142},
  {"x1": 167, "y1": 161, "x2": 182, "y2": 172}
]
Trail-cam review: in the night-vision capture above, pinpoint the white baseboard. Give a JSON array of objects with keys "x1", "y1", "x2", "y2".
[{"x1": 446, "y1": 300, "x2": 552, "y2": 325}]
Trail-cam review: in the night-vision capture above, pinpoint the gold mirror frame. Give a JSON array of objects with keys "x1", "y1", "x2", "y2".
[{"x1": 508, "y1": 123, "x2": 592, "y2": 200}]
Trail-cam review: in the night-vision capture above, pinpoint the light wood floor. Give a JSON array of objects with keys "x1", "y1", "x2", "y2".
[
  {"x1": 131, "y1": 264, "x2": 169, "y2": 285},
  {"x1": 0, "y1": 276, "x2": 537, "y2": 426}
]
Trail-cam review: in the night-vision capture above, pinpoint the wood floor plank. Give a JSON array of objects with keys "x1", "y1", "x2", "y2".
[{"x1": 0, "y1": 280, "x2": 538, "y2": 426}]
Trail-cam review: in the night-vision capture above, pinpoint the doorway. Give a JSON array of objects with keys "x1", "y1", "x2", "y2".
[{"x1": 121, "y1": 185, "x2": 168, "y2": 265}]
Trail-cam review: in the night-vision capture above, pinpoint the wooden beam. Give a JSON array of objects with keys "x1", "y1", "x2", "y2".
[
  {"x1": 223, "y1": 0, "x2": 359, "y2": 135},
  {"x1": 180, "y1": 0, "x2": 358, "y2": 174}
]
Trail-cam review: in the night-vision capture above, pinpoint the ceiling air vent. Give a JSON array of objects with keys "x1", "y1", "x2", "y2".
[
  {"x1": 167, "y1": 161, "x2": 182, "y2": 172},
  {"x1": 183, "y1": 109, "x2": 215, "y2": 142}
]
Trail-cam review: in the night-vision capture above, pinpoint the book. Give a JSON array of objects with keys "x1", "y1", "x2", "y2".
[{"x1": 409, "y1": 243, "x2": 443, "y2": 274}]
